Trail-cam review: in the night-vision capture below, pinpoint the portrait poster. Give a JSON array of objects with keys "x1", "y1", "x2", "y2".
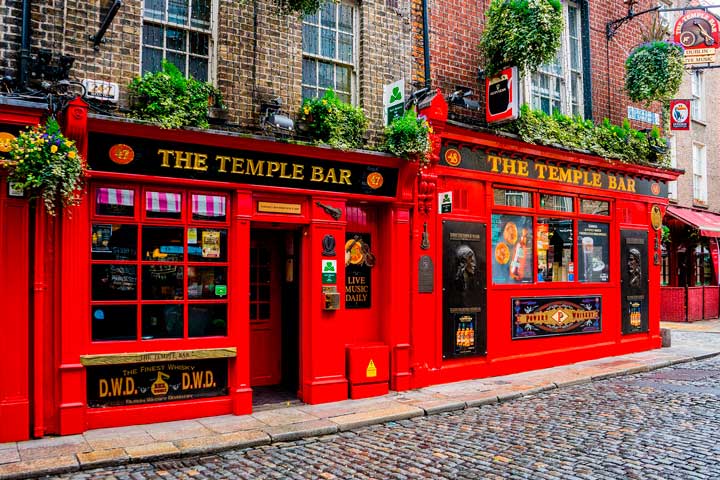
[
  {"x1": 201, "y1": 230, "x2": 221, "y2": 258},
  {"x1": 621, "y1": 230, "x2": 649, "y2": 334},
  {"x1": 577, "y1": 222, "x2": 610, "y2": 283},
  {"x1": 442, "y1": 221, "x2": 486, "y2": 358},
  {"x1": 491, "y1": 214, "x2": 533, "y2": 284},
  {"x1": 345, "y1": 232, "x2": 373, "y2": 308}
]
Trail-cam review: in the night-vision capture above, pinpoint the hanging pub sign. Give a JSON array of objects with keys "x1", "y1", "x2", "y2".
[
  {"x1": 86, "y1": 357, "x2": 229, "y2": 407},
  {"x1": 512, "y1": 296, "x2": 601, "y2": 339},
  {"x1": 674, "y1": 10, "x2": 719, "y2": 64},
  {"x1": 485, "y1": 66, "x2": 519, "y2": 124},
  {"x1": 670, "y1": 99, "x2": 691, "y2": 131},
  {"x1": 345, "y1": 233, "x2": 373, "y2": 308}
]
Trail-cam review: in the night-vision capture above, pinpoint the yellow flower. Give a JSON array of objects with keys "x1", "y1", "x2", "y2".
[
  {"x1": 50, "y1": 145, "x2": 58, "y2": 153},
  {"x1": 65, "y1": 141, "x2": 73, "y2": 148},
  {"x1": 68, "y1": 151, "x2": 76, "y2": 159},
  {"x1": 322, "y1": 100, "x2": 327, "y2": 105},
  {"x1": 303, "y1": 107, "x2": 310, "y2": 115}
]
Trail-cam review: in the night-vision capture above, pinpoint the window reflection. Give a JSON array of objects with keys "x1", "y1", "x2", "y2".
[
  {"x1": 537, "y1": 219, "x2": 574, "y2": 282},
  {"x1": 142, "y1": 304, "x2": 184, "y2": 339}
]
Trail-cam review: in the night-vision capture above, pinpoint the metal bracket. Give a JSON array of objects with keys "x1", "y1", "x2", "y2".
[
  {"x1": 606, "y1": 4, "x2": 660, "y2": 40},
  {"x1": 89, "y1": 0, "x2": 122, "y2": 51}
]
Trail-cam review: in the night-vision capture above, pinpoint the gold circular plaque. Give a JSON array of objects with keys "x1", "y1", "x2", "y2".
[{"x1": 650, "y1": 205, "x2": 662, "y2": 230}]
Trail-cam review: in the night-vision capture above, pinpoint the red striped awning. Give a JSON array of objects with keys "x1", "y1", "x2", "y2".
[
  {"x1": 192, "y1": 194, "x2": 226, "y2": 218},
  {"x1": 96, "y1": 187, "x2": 134, "y2": 206},
  {"x1": 666, "y1": 206, "x2": 720, "y2": 238},
  {"x1": 146, "y1": 191, "x2": 181, "y2": 213}
]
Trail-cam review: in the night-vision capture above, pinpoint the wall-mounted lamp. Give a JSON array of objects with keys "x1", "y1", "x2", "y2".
[
  {"x1": 448, "y1": 87, "x2": 480, "y2": 111},
  {"x1": 260, "y1": 97, "x2": 294, "y2": 135}
]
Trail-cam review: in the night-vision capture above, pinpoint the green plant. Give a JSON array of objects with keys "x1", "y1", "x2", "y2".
[
  {"x1": 5, "y1": 118, "x2": 87, "y2": 215},
  {"x1": 502, "y1": 105, "x2": 670, "y2": 166},
  {"x1": 625, "y1": 41, "x2": 684, "y2": 104},
  {"x1": 274, "y1": 0, "x2": 323, "y2": 15},
  {"x1": 382, "y1": 109, "x2": 432, "y2": 165},
  {"x1": 480, "y1": 0, "x2": 564, "y2": 77},
  {"x1": 128, "y1": 61, "x2": 224, "y2": 129},
  {"x1": 661, "y1": 225, "x2": 671, "y2": 244},
  {"x1": 298, "y1": 90, "x2": 368, "y2": 150}
]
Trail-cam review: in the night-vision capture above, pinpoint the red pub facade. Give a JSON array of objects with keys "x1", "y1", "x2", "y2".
[{"x1": 0, "y1": 94, "x2": 678, "y2": 441}]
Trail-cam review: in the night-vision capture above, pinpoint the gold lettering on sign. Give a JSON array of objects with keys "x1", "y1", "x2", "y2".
[{"x1": 157, "y1": 149, "x2": 209, "y2": 171}]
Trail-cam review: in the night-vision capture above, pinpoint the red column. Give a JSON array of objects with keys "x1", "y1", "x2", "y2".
[
  {"x1": 299, "y1": 197, "x2": 348, "y2": 404},
  {"x1": 0, "y1": 177, "x2": 31, "y2": 442}
]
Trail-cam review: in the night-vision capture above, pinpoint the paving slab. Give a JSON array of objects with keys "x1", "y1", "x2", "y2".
[
  {"x1": 0, "y1": 455, "x2": 78, "y2": 479},
  {"x1": 124, "y1": 441, "x2": 180, "y2": 461},
  {"x1": 330, "y1": 404, "x2": 424, "y2": 431},
  {"x1": 76, "y1": 448, "x2": 128, "y2": 469}
]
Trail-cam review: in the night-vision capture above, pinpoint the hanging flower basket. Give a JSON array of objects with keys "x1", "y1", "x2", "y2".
[
  {"x1": 382, "y1": 109, "x2": 432, "y2": 166},
  {"x1": 625, "y1": 41, "x2": 684, "y2": 104},
  {"x1": 480, "y1": 0, "x2": 564, "y2": 77},
  {"x1": 5, "y1": 118, "x2": 87, "y2": 215}
]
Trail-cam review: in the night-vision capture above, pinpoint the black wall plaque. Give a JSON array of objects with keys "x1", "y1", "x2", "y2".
[
  {"x1": 621, "y1": 230, "x2": 649, "y2": 334},
  {"x1": 89, "y1": 133, "x2": 398, "y2": 197},
  {"x1": 86, "y1": 358, "x2": 228, "y2": 407},
  {"x1": 418, "y1": 255, "x2": 434, "y2": 293},
  {"x1": 442, "y1": 221, "x2": 487, "y2": 358}
]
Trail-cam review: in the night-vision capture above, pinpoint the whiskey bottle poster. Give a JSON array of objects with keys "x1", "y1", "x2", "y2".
[
  {"x1": 620, "y1": 230, "x2": 649, "y2": 334},
  {"x1": 442, "y1": 221, "x2": 487, "y2": 358}
]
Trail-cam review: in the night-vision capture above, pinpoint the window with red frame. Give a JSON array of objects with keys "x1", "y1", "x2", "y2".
[{"x1": 90, "y1": 186, "x2": 229, "y2": 342}]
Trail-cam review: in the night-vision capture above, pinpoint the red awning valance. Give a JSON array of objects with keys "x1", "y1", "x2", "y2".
[{"x1": 666, "y1": 206, "x2": 720, "y2": 238}]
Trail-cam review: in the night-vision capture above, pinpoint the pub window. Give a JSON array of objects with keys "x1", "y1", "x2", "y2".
[
  {"x1": 90, "y1": 185, "x2": 229, "y2": 342},
  {"x1": 694, "y1": 244, "x2": 712, "y2": 286},
  {"x1": 95, "y1": 187, "x2": 135, "y2": 217},
  {"x1": 660, "y1": 245, "x2": 669, "y2": 286},
  {"x1": 537, "y1": 218, "x2": 574, "y2": 282},
  {"x1": 141, "y1": 0, "x2": 214, "y2": 81},
  {"x1": 580, "y1": 199, "x2": 609, "y2": 216},
  {"x1": 492, "y1": 187, "x2": 612, "y2": 285},
  {"x1": 494, "y1": 188, "x2": 533, "y2": 208},
  {"x1": 302, "y1": 1, "x2": 357, "y2": 103}
]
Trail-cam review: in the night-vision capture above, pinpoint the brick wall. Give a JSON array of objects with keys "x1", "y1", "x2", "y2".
[
  {"x1": 416, "y1": 0, "x2": 664, "y2": 128},
  {"x1": 0, "y1": 0, "x2": 411, "y2": 145}
]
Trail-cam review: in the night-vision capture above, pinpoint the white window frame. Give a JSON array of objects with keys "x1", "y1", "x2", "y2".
[
  {"x1": 301, "y1": 2, "x2": 358, "y2": 104},
  {"x1": 691, "y1": 70, "x2": 704, "y2": 122},
  {"x1": 693, "y1": 142, "x2": 707, "y2": 205},
  {"x1": 140, "y1": 0, "x2": 218, "y2": 82},
  {"x1": 667, "y1": 135, "x2": 677, "y2": 201},
  {"x1": 522, "y1": 1, "x2": 584, "y2": 117}
]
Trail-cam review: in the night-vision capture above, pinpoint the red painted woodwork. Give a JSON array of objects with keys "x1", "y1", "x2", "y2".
[
  {"x1": 704, "y1": 286, "x2": 719, "y2": 319},
  {"x1": 249, "y1": 233, "x2": 282, "y2": 386},
  {"x1": 346, "y1": 343, "x2": 389, "y2": 401},
  {"x1": 688, "y1": 287, "x2": 704, "y2": 321},
  {"x1": 660, "y1": 287, "x2": 687, "y2": 322}
]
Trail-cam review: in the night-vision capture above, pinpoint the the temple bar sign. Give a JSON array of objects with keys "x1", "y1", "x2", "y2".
[{"x1": 440, "y1": 143, "x2": 667, "y2": 197}]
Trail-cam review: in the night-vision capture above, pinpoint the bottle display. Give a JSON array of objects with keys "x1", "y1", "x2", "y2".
[{"x1": 509, "y1": 228, "x2": 528, "y2": 280}]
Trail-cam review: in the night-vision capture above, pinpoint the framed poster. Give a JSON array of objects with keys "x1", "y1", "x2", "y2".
[
  {"x1": 345, "y1": 232, "x2": 373, "y2": 308},
  {"x1": 621, "y1": 230, "x2": 649, "y2": 334},
  {"x1": 491, "y1": 214, "x2": 533, "y2": 284},
  {"x1": 512, "y1": 296, "x2": 601, "y2": 339},
  {"x1": 443, "y1": 221, "x2": 486, "y2": 358}
]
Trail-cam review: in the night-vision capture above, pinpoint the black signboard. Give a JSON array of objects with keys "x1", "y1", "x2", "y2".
[
  {"x1": 86, "y1": 358, "x2": 228, "y2": 407},
  {"x1": 345, "y1": 232, "x2": 372, "y2": 308},
  {"x1": 512, "y1": 296, "x2": 601, "y2": 339},
  {"x1": 440, "y1": 143, "x2": 668, "y2": 198},
  {"x1": 88, "y1": 133, "x2": 398, "y2": 197},
  {"x1": 443, "y1": 221, "x2": 486, "y2": 358},
  {"x1": 621, "y1": 230, "x2": 649, "y2": 334}
]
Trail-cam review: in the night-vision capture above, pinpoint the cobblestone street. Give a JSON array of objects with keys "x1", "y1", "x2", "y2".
[{"x1": 38, "y1": 331, "x2": 720, "y2": 480}]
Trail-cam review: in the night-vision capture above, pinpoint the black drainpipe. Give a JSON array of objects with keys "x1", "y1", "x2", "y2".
[
  {"x1": 19, "y1": 0, "x2": 32, "y2": 90},
  {"x1": 421, "y1": 0, "x2": 431, "y2": 88}
]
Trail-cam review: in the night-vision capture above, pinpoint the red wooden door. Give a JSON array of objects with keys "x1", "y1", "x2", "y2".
[{"x1": 249, "y1": 232, "x2": 281, "y2": 386}]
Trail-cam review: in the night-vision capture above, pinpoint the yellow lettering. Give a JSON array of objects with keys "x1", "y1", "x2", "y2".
[
  {"x1": 110, "y1": 377, "x2": 123, "y2": 396},
  {"x1": 501, "y1": 158, "x2": 517, "y2": 175},
  {"x1": 592, "y1": 172, "x2": 601, "y2": 187},
  {"x1": 311, "y1": 166, "x2": 325, "y2": 182},
  {"x1": 173, "y1": 150, "x2": 193, "y2": 169},
  {"x1": 267, "y1": 161, "x2": 281, "y2": 177},
  {"x1": 204, "y1": 370, "x2": 214, "y2": 388},
  {"x1": 99, "y1": 379, "x2": 109, "y2": 397},
  {"x1": 548, "y1": 165, "x2": 560, "y2": 181},
  {"x1": 182, "y1": 372, "x2": 191, "y2": 390},
  {"x1": 216, "y1": 155, "x2": 230, "y2": 173},
  {"x1": 339, "y1": 169, "x2": 352, "y2": 185},
  {"x1": 293, "y1": 164, "x2": 304, "y2": 179},
  {"x1": 558, "y1": 167, "x2": 572, "y2": 183},
  {"x1": 158, "y1": 149, "x2": 173, "y2": 168},
  {"x1": 572, "y1": 170, "x2": 583, "y2": 185},
  {"x1": 608, "y1": 175, "x2": 617, "y2": 190},
  {"x1": 325, "y1": 168, "x2": 338, "y2": 183},
  {"x1": 232, "y1": 157, "x2": 245, "y2": 174},
  {"x1": 517, "y1": 161, "x2": 529, "y2": 177},
  {"x1": 488, "y1": 155, "x2": 502, "y2": 173},
  {"x1": 626, "y1": 178, "x2": 636, "y2": 193},
  {"x1": 279, "y1": 163, "x2": 292, "y2": 179},
  {"x1": 535, "y1": 164, "x2": 547, "y2": 179},
  {"x1": 194, "y1": 153, "x2": 208, "y2": 172},
  {"x1": 246, "y1": 159, "x2": 263, "y2": 176}
]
